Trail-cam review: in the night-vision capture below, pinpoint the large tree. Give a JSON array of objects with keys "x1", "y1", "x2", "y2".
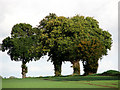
[
  {"x1": 40, "y1": 15, "x2": 82, "y2": 76},
  {"x1": 2, "y1": 23, "x2": 43, "y2": 78},
  {"x1": 70, "y1": 15, "x2": 112, "y2": 75},
  {"x1": 38, "y1": 14, "x2": 112, "y2": 76},
  {"x1": 38, "y1": 14, "x2": 82, "y2": 76}
]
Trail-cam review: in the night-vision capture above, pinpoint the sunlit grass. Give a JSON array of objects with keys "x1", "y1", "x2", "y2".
[{"x1": 2, "y1": 76, "x2": 119, "y2": 88}]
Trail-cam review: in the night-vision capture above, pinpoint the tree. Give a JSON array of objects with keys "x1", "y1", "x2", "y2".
[
  {"x1": 38, "y1": 14, "x2": 81, "y2": 76},
  {"x1": 2, "y1": 23, "x2": 42, "y2": 78},
  {"x1": 34, "y1": 13, "x2": 112, "y2": 76},
  {"x1": 42, "y1": 14, "x2": 112, "y2": 76},
  {"x1": 38, "y1": 13, "x2": 63, "y2": 76},
  {"x1": 70, "y1": 16, "x2": 112, "y2": 75}
]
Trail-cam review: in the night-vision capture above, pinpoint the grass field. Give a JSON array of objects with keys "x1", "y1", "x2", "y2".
[{"x1": 2, "y1": 76, "x2": 120, "y2": 88}]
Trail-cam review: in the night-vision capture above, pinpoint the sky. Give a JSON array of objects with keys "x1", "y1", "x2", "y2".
[{"x1": 0, "y1": 0, "x2": 119, "y2": 78}]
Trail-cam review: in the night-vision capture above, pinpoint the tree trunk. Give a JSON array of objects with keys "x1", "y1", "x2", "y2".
[
  {"x1": 53, "y1": 60, "x2": 62, "y2": 76},
  {"x1": 71, "y1": 60, "x2": 80, "y2": 75},
  {"x1": 83, "y1": 60, "x2": 98, "y2": 76},
  {"x1": 21, "y1": 61, "x2": 27, "y2": 78}
]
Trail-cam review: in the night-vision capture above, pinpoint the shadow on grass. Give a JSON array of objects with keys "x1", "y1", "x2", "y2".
[{"x1": 36, "y1": 75, "x2": 120, "y2": 81}]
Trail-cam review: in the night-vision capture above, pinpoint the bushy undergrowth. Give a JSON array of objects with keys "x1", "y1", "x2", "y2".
[{"x1": 101, "y1": 70, "x2": 120, "y2": 76}]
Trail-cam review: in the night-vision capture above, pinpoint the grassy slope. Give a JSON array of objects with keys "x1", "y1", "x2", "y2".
[{"x1": 2, "y1": 76, "x2": 119, "y2": 88}]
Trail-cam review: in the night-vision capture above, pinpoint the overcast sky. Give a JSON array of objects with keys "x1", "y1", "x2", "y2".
[{"x1": 0, "y1": 0, "x2": 119, "y2": 78}]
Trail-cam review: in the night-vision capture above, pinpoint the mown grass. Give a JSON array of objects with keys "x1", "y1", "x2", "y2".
[
  {"x1": 39, "y1": 75, "x2": 119, "y2": 81},
  {"x1": 2, "y1": 76, "x2": 119, "y2": 88}
]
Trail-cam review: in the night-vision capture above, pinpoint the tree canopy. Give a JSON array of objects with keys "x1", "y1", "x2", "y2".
[
  {"x1": 2, "y1": 23, "x2": 43, "y2": 78},
  {"x1": 2, "y1": 13, "x2": 112, "y2": 77},
  {"x1": 36, "y1": 13, "x2": 112, "y2": 76}
]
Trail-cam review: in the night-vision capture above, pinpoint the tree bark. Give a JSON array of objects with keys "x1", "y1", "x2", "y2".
[
  {"x1": 71, "y1": 60, "x2": 80, "y2": 75},
  {"x1": 53, "y1": 60, "x2": 62, "y2": 76},
  {"x1": 21, "y1": 61, "x2": 27, "y2": 78},
  {"x1": 83, "y1": 60, "x2": 98, "y2": 76}
]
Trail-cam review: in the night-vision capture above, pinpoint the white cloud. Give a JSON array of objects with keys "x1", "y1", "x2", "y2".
[{"x1": 98, "y1": 41, "x2": 118, "y2": 73}]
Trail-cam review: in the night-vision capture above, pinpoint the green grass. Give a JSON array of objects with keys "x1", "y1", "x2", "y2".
[
  {"x1": 42, "y1": 75, "x2": 119, "y2": 81},
  {"x1": 2, "y1": 76, "x2": 119, "y2": 88}
]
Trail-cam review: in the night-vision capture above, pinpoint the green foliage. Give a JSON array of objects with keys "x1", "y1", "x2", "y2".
[
  {"x1": 36, "y1": 13, "x2": 112, "y2": 76},
  {"x1": 2, "y1": 23, "x2": 38, "y2": 62},
  {"x1": 37, "y1": 13, "x2": 74, "y2": 76},
  {"x1": 101, "y1": 70, "x2": 120, "y2": 76},
  {"x1": 2, "y1": 37, "x2": 13, "y2": 52},
  {"x1": 2, "y1": 13, "x2": 113, "y2": 77},
  {"x1": 1, "y1": 23, "x2": 43, "y2": 78},
  {"x1": 70, "y1": 15, "x2": 112, "y2": 75},
  {"x1": 11, "y1": 23, "x2": 33, "y2": 38}
]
